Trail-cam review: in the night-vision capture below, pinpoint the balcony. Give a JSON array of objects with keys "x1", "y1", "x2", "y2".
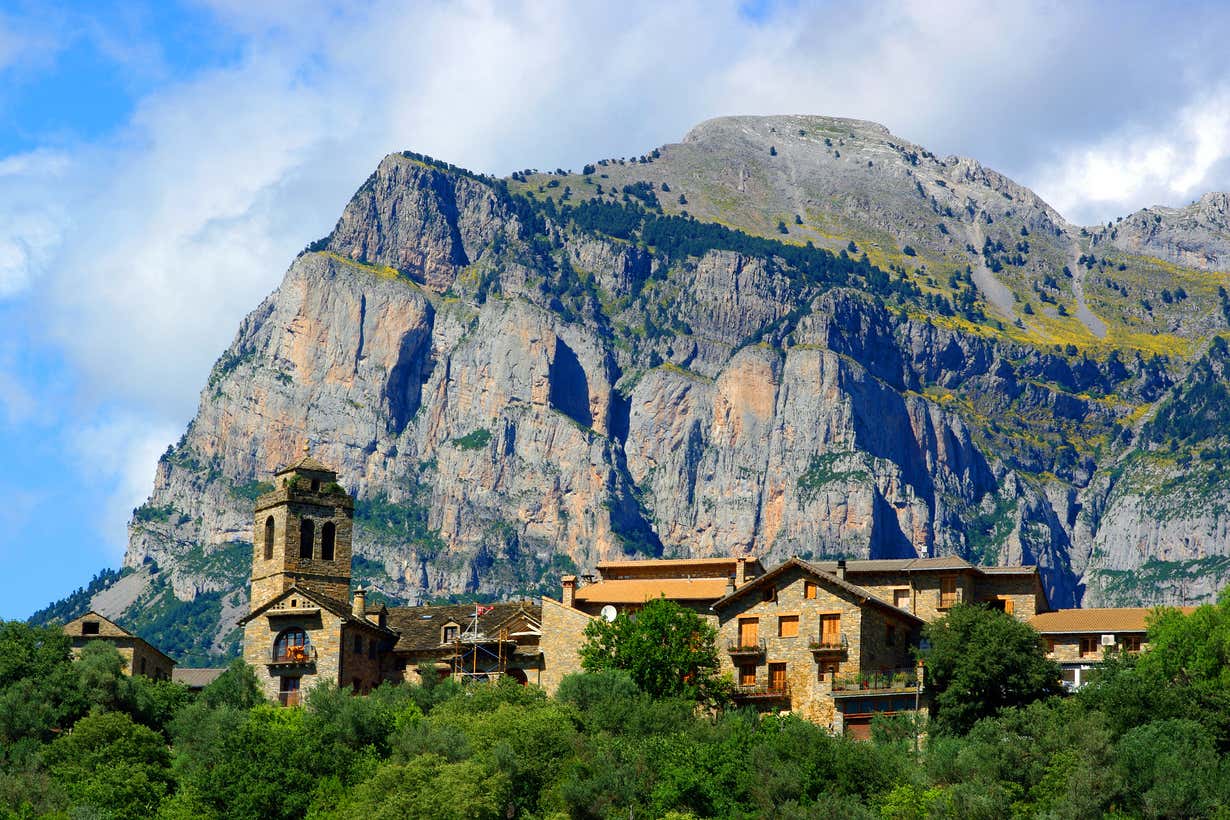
[
  {"x1": 732, "y1": 681, "x2": 790, "y2": 701},
  {"x1": 727, "y1": 638, "x2": 766, "y2": 658},
  {"x1": 278, "y1": 689, "x2": 302, "y2": 707},
  {"x1": 832, "y1": 667, "x2": 919, "y2": 694},
  {"x1": 937, "y1": 589, "x2": 962, "y2": 610},
  {"x1": 270, "y1": 645, "x2": 317, "y2": 667},
  {"x1": 809, "y1": 634, "x2": 849, "y2": 656}
]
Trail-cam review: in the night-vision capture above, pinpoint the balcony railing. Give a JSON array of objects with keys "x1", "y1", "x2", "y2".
[
  {"x1": 733, "y1": 681, "x2": 790, "y2": 700},
  {"x1": 832, "y1": 667, "x2": 920, "y2": 693},
  {"x1": 937, "y1": 590, "x2": 962, "y2": 609},
  {"x1": 278, "y1": 689, "x2": 302, "y2": 707},
  {"x1": 809, "y1": 634, "x2": 849, "y2": 654},
  {"x1": 271, "y1": 645, "x2": 317, "y2": 665},
  {"x1": 727, "y1": 638, "x2": 767, "y2": 656}
]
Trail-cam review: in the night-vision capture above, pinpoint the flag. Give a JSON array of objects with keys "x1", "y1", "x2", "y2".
[{"x1": 476, "y1": 605, "x2": 493, "y2": 616}]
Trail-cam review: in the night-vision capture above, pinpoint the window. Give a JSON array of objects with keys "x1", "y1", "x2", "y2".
[
  {"x1": 739, "y1": 665, "x2": 757, "y2": 687},
  {"x1": 778, "y1": 615, "x2": 799, "y2": 638},
  {"x1": 1122, "y1": 635, "x2": 1143, "y2": 652},
  {"x1": 353, "y1": 635, "x2": 363, "y2": 654},
  {"x1": 819, "y1": 614, "x2": 841, "y2": 647},
  {"x1": 82, "y1": 620, "x2": 100, "y2": 635},
  {"x1": 443, "y1": 625, "x2": 459, "y2": 644},
  {"x1": 321, "y1": 522, "x2": 336, "y2": 561},
  {"x1": 1045, "y1": 638, "x2": 1056, "y2": 655},
  {"x1": 886, "y1": 624, "x2": 896, "y2": 646},
  {"x1": 762, "y1": 586, "x2": 777, "y2": 603},
  {"x1": 274, "y1": 628, "x2": 310, "y2": 662},
  {"x1": 738, "y1": 617, "x2": 759, "y2": 647},
  {"x1": 279, "y1": 675, "x2": 301, "y2": 706},
  {"x1": 311, "y1": 479, "x2": 320, "y2": 492},
  {"x1": 893, "y1": 588, "x2": 911, "y2": 610},
  {"x1": 819, "y1": 661, "x2": 840, "y2": 681},
  {"x1": 299, "y1": 518, "x2": 314, "y2": 558},
  {"x1": 1002, "y1": 597, "x2": 1015, "y2": 615},
  {"x1": 804, "y1": 581, "x2": 817, "y2": 599},
  {"x1": 768, "y1": 662, "x2": 787, "y2": 693},
  {"x1": 1079, "y1": 636, "x2": 1099, "y2": 658},
  {"x1": 939, "y1": 576, "x2": 958, "y2": 608},
  {"x1": 264, "y1": 516, "x2": 275, "y2": 560}
]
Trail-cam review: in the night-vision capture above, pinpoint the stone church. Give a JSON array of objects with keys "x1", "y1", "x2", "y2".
[{"x1": 239, "y1": 451, "x2": 542, "y2": 704}]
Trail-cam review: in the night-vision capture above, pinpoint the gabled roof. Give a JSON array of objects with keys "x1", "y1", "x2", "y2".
[
  {"x1": 1030, "y1": 606, "x2": 1197, "y2": 635},
  {"x1": 238, "y1": 584, "x2": 397, "y2": 636},
  {"x1": 711, "y1": 558, "x2": 924, "y2": 623},
  {"x1": 385, "y1": 602, "x2": 542, "y2": 653},
  {"x1": 172, "y1": 667, "x2": 227, "y2": 688},
  {"x1": 596, "y1": 556, "x2": 764, "y2": 579},
  {"x1": 64, "y1": 611, "x2": 178, "y2": 665},
  {"x1": 806, "y1": 556, "x2": 976, "y2": 574},
  {"x1": 574, "y1": 578, "x2": 732, "y2": 604}
]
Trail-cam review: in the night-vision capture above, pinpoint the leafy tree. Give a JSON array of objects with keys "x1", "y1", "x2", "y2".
[
  {"x1": 579, "y1": 597, "x2": 729, "y2": 704},
  {"x1": 921, "y1": 604, "x2": 1061, "y2": 734},
  {"x1": 43, "y1": 711, "x2": 173, "y2": 820}
]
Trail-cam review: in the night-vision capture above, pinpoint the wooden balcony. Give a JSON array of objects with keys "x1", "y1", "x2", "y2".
[
  {"x1": 809, "y1": 634, "x2": 848, "y2": 656},
  {"x1": 270, "y1": 645, "x2": 317, "y2": 667},
  {"x1": 727, "y1": 638, "x2": 766, "y2": 658},
  {"x1": 732, "y1": 681, "x2": 790, "y2": 701}
]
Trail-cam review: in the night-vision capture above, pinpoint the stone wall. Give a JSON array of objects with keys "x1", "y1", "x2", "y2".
[
  {"x1": 538, "y1": 597, "x2": 594, "y2": 694},
  {"x1": 339, "y1": 624, "x2": 385, "y2": 692},
  {"x1": 974, "y1": 574, "x2": 1045, "y2": 619},
  {"x1": 243, "y1": 607, "x2": 344, "y2": 703}
]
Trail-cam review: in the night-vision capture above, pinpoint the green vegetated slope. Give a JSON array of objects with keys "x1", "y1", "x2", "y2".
[{"x1": 42, "y1": 114, "x2": 1230, "y2": 662}]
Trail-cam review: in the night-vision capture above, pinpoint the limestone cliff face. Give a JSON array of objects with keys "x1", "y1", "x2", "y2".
[{"x1": 107, "y1": 117, "x2": 1230, "y2": 658}]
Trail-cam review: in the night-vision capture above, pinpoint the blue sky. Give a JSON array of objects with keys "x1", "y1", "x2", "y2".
[{"x1": 3, "y1": 0, "x2": 1230, "y2": 619}]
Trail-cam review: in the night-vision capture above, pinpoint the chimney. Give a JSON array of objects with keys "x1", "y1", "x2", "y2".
[
  {"x1": 836, "y1": 559, "x2": 847, "y2": 581},
  {"x1": 735, "y1": 556, "x2": 749, "y2": 587},
  {"x1": 725, "y1": 575, "x2": 736, "y2": 596},
  {"x1": 352, "y1": 586, "x2": 367, "y2": 619},
  {"x1": 561, "y1": 575, "x2": 577, "y2": 608}
]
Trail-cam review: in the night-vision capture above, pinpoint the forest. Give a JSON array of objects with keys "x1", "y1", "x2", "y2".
[{"x1": 2, "y1": 596, "x2": 1229, "y2": 820}]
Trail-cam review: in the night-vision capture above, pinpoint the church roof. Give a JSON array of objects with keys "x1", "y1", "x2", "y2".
[
  {"x1": 275, "y1": 453, "x2": 335, "y2": 476},
  {"x1": 386, "y1": 602, "x2": 541, "y2": 653}
]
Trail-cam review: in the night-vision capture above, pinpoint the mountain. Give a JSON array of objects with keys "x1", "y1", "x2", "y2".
[{"x1": 35, "y1": 114, "x2": 1230, "y2": 662}]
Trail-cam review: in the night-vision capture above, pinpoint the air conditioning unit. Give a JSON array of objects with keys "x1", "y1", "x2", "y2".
[{"x1": 1100, "y1": 634, "x2": 1116, "y2": 646}]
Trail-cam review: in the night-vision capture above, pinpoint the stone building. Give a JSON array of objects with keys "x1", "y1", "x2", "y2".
[
  {"x1": 240, "y1": 451, "x2": 541, "y2": 703},
  {"x1": 542, "y1": 553, "x2": 1052, "y2": 737},
  {"x1": 63, "y1": 611, "x2": 175, "y2": 680},
  {"x1": 1030, "y1": 606, "x2": 1195, "y2": 690}
]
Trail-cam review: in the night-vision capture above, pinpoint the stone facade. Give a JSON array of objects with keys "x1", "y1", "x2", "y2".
[
  {"x1": 538, "y1": 597, "x2": 594, "y2": 693},
  {"x1": 63, "y1": 612, "x2": 175, "y2": 681}
]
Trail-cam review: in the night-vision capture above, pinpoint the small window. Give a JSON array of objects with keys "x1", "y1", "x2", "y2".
[
  {"x1": 778, "y1": 615, "x2": 799, "y2": 638},
  {"x1": 768, "y1": 662, "x2": 787, "y2": 692},
  {"x1": 1122, "y1": 635, "x2": 1142, "y2": 652},
  {"x1": 886, "y1": 624, "x2": 896, "y2": 646},
  {"x1": 939, "y1": 576, "x2": 958, "y2": 608},
  {"x1": 443, "y1": 625, "x2": 459, "y2": 644},
  {"x1": 804, "y1": 581, "x2": 817, "y2": 599},
  {"x1": 353, "y1": 635, "x2": 363, "y2": 654},
  {"x1": 739, "y1": 665, "x2": 757, "y2": 687},
  {"x1": 321, "y1": 522, "x2": 336, "y2": 561},
  {"x1": 82, "y1": 620, "x2": 100, "y2": 635},
  {"x1": 1079, "y1": 636, "x2": 1099, "y2": 658},
  {"x1": 264, "y1": 516, "x2": 275, "y2": 560},
  {"x1": 818, "y1": 661, "x2": 840, "y2": 681},
  {"x1": 762, "y1": 586, "x2": 777, "y2": 603},
  {"x1": 893, "y1": 588, "x2": 911, "y2": 610},
  {"x1": 299, "y1": 518, "x2": 315, "y2": 559}
]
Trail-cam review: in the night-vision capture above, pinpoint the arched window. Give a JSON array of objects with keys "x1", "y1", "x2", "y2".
[
  {"x1": 274, "y1": 628, "x2": 311, "y2": 663},
  {"x1": 299, "y1": 519, "x2": 314, "y2": 559},
  {"x1": 321, "y1": 522, "x2": 336, "y2": 560},
  {"x1": 263, "y1": 516, "x2": 275, "y2": 560}
]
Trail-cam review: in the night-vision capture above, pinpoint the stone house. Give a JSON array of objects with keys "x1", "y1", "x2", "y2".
[
  {"x1": 63, "y1": 611, "x2": 176, "y2": 681},
  {"x1": 240, "y1": 451, "x2": 541, "y2": 703},
  {"x1": 1030, "y1": 606, "x2": 1195, "y2": 690},
  {"x1": 711, "y1": 558, "x2": 925, "y2": 738}
]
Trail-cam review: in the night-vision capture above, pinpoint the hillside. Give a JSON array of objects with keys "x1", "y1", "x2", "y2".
[{"x1": 36, "y1": 114, "x2": 1230, "y2": 661}]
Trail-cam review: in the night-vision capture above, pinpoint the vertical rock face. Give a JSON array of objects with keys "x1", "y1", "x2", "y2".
[{"x1": 108, "y1": 116, "x2": 1230, "y2": 658}]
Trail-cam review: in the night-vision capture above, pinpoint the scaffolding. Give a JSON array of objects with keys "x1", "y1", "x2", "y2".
[{"x1": 448, "y1": 603, "x2": 541, "y2": 683}]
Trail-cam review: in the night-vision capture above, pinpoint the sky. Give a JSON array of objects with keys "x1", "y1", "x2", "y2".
[{"x1": 3, "y1": 0, "x2": 1230, "y2": 619}]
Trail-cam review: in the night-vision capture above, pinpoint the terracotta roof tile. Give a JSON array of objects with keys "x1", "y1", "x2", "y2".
[
  {"x1": 573, "y1": 578, "x2": 731, "y2": 603},
  {"x1": 1030, "y1": 606, "x2": 1197, "y2": 634}
]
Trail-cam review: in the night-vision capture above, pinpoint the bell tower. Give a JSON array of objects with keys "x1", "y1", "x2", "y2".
[{"x1": 250, "y1": 447, "x2": 354, "y2": 609}]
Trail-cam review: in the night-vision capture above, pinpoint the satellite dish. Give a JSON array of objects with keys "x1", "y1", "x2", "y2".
[{"x1": 600, "y1": 605, "x2": 618, "y2": 623}]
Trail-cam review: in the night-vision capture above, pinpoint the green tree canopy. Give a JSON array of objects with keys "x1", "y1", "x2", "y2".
[
  {"x1": 578, "y1": 597, "x2": 729, "y2": 705},
  {"x1": 921, "y1": 603, "x2": 1061, "y2": 734}
]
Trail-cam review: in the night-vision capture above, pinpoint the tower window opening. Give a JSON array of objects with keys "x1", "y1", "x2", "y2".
[
  {"x1": 300, "y1": 519, "x2": 314, "y2": 558},
  {"x1": 321, "y1": 522, "x2": 336, "y2": 560},
  {"x1": 311, "y1": 478, "x2": 320, "y2": 492},
  {"x1": 264, "y1": 516, "x2": 275, "y2": 560}
]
